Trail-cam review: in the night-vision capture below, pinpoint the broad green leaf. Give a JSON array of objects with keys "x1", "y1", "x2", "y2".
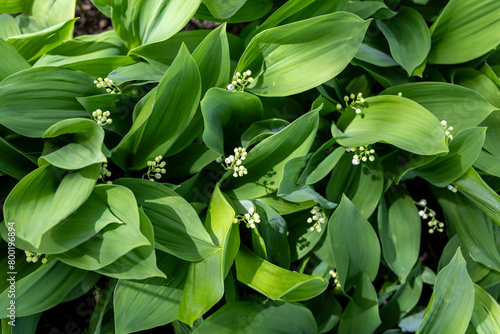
[
  {"x1": 328, "y1": 195, "x2": 380, "y2": 291},
  {"x1": 454, "y1": 168, "x2": 500, "y2": 227},
  {"x1": 38, "y1": 118, "x2": 107, "y2": 170},
  {"x1": 112, "y1": 45, "x2": 201, "y2": 170},
  {"x1": 241, "y1": 118, "x2": 290, "y2": 149},
  {"x1": 0, "y1": 14, "x2": 21, "y2": 39},
  {"x1": 326, "y1": 153, "x2": 384, "y2": 219},
  {"x1": 0, "y1": 137, "x2": 36, "y2": 180},
  {"x1": 452, "y1": 68, "x2": 500, "y2": 109},
  {"x1": 226, "y1": 108, "x2": 319, "y2": 199},
  {"x1": 22, "y1": 0, "x2": 76, "y2": 27},
  {"x1": 428, "y1": 0, "x2": 500, "y2": 64},
  {"x1": 417, "y1": 249, "x2": 474, "y2": 334},
  {"x1": 257, "y1": 195, "x2": 316, "y2": 216},
  {"x1": 236, "y1": 12, "x2": 369, "y2": 96},
  {"x1": 3, "y1": 313, "x2": 41, "y2": 334},
  {"x1": 203, "y1": 0, "x2": 245, "y2": 19},
  {"x1": 283, "y1": 0, "x2": 349, "y2": 24},
  {"x1": 91, "y1": 0, "x2": 112, "y2": 16},
  {"x1": 114, "y1": 252, "x2": 190, "y2": 333},
  {"x1": 300, "y1": 140, "x2": 345, "y2": 185},
  {"x1": 193, "y1": 301, "x2": 318, "y2": 334},
  {"x1": 474, "y1": 150, "x2": 500, "y2": 178},
  {"x1": 347, "y1": 1, "x2": 396, "y2": 20},
  {"x1": 351, "y1": 58, "x2": 415, "y2": 88},
  {"x1": 55, "y1": 185, "x2": 150, "y2": 271},
  {"x1": 3, "y1": 164, "x2": 99, "y2": 249},
  {"x1": 111, "y1": 0, "x2": 203, "y2": 49},
  {"x1": 0, "y1": 260, "x2": 87, "y2": 317},
  {"x1": 0, "y1": 67, "x2": 102, "y2": 137},
  {"x1": 435, "y1": 188, "x2": 500, "y2": 272},
  {"x1": 107, "y1": 62, "x2": 163, "y2": 84},
  {"x1": 338, "y1": 274, "x2": 381, "y2": 334},
  {"x1": 195, "y1": 0, "x2": 272, "y2": 24},
  {"x1": 331, "y1": 95, "x2": 448, "y2": 155},
  {"x1": 178, "y1": 185, "x2": 237, "y2": 326},
  {"x1": 7, "y1": 18, "x2": 77, "y2": 62},
  {"x1": 376, "y1": 7, "x2": 430, "y2": 75},
  {"x1": 411, "y1": 127, "x2": 486, "y2": 187},
  {"x1": 166, "y1": 143, "x2": 220, "y2": 178},
  {"x1": 303, "y1": 289, "x2": 342, "y2": 333},
  {"x1": 480, "y1": 110, "x2": 500, "y2": 157},
  {"x1": 378, "y1": 186, "x2": 421, "y2": 282},
  {"x1": 382, "y1": 82, "x2": 496, "y2": 133},
  {"x1": 354, "y1": 43, "x2": 399, "y2": 67},
  {"x1": 235, "y1": 245, "x2": 328, "y2": 301},
  {"x1": 201, "y1": 88, "x2": 262, "y2": 155},
  {"x1": 0, "y1": 38, "x2": 30, "y2": 81},
  {"x1": 114, "y1": 178, "x2": 218, "y2": 262},
  {"x1": 471, "y1": 284, "x2": 500, "y2": 334},
  {"x1": 0, "y1": 0, "x2": 23, "y2": 13}
]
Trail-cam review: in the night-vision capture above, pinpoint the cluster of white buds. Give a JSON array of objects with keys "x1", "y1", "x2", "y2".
[
  {"x1": 227, "y1": 70, "x2": 254, "y2": 92},
  {"x1": 307, "y1": 206, "x2": 326, "y2": 232},
  {"x1": 94, "y1": 77, "x2": 121, "y2": 94},
  {"x1": 416, "y1": 199, "x2": 444, "y2": 234},
  {"x1": 447, "y1": 184, "x2": 458, "y2": 193},
  {"x1": 92, "y1": 109, "x2": 112, "y2": 126},
  {"x1": 346, "y1": 146, "x2": 376, "y2": 165},
  {"x1": 441, "y1": 120, "x2": 454, "y2": 140},
  {"x1": 337, "y1": 92, "x2": 367, "y2": 114},
  {"x1": 233, "y1": 207, "x2": 261, "y2": 229},
  {"x1": 329, "y1": 269, "x2": 341, "y2": 288},
  {"x1": 144, "y1": 156, "x2": 166, "y2": 181},
  {"x1": 25, "y1": 250, "x2": 48, "y2": 264},
  {"x1": 217, "y1": 147, "x2": 248, "y2": 178},
  {"x1": 99, "y1": 163, "x2": 112, "y2": 184}
]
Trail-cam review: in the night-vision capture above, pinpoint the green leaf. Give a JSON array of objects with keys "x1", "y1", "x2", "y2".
[
  {"x1": 195, "y1": 0, "x2": 272, "y2": 24},
  {"x1": 202, "y1": 0, "x2": 245, "y2": 19},
  {"x1": 0, "y1": 260, "x2": 87, "y2": 317},
  {"x1": 301, "y1": 140, "x2": 345, "y2": 185},
  {"x1": 474, "y1": 150, "x2": 500, "y2": 178},
  {"x1": 0, "y1": 67, "x2": 102, "y2": 137},
  {"x1": 0, "y1": 13, "x2": 21, "y2": 39},
  {"x1": 338, "y1": 273, "x2": 381, "y2": 334},
  {"x1": 240, "y1": 118, "x2": 290, "y2": 148},
  {"x1": 91, "y1": 0, "x2": 112, "y2": 16},
  {"x1": 417, "y1": 248, "x2": 474, "y2": 334},
  {"x1": 114, "y1": 252, "x2": 190, "y2": 333},
  {"x1": 351, "y1": 58, "x2": 415, "y2": 88},
  {"x1": 331, "y1": 95, "x2": 449, "y2": 155},
  {"x1": 226, "y1": 108, "x2": 319, "y2": 199},
  {"x1": 38, "y1": 118, "x2": 107, "y2": 170},
  {"x1": 346, "y1": 1, "x2": 396, "y2": 20},
  {"x1": 3, "y1": 164, "x2": 99, "y2": 249},
  {"x1": 378, "y1": 186, "x2": 421, "y2": 282},
  {"x1": 111, "y1": 0, "x2": 203, "y2": 49},
  {"x1": 428, "y1": 0, "x2": 500, "y2": 64},
  {"x1": 354, "y1": 43, "x2": 399, "y2": 68},
  {"x1": 376, "y1": 7, "x2": 430, "y2": 75},
  {"x1": 178, "y1": 185, "x2": 237, "y2": 326},
  {"x1": 114, "y1": 178, "x2": 218, "y2": 262},
  {"x1": 471, "y1": 284, "x2": 500, "y2": 334},
  {"x1": 193, "y1": 300, "x2": 318, "y2": 334},
  {"x1": 454, "y1": 168, "x2": 500, "y2": 227},
  {"x1": 236, "y1": 12, "x2": 370, "y2": 96},
  {"x1": 7, "y1": 18, "x2": 77, "y2": 62},
  {"x1": 328, "y1": 195, "x2": 381, "y2": 291},
  {"x1": 0, "y1": 0, "x2": 23, "y2": 13},
  {"x1": 111, "y1": 45, "x2": 201, "y2": 170},
  {"x1": 235, "y1": 245, "x2": 328, "y2": 301},
  {"x1": 382, "y1": 82, "x2": 496, "y2": 133},
  {"x1": 22, "y1": 0, "x2": 76, "y2": 27},
  {"x1": 452, "y1": 68, "x2": 500, "y2": 109},
  {"x1": 201, "y1": 88, "x2": 262, "y2": 155},
  {"x1": 435, "y1": 188, "x2": 500, "y2": 272},
  {"x1": 411, "y1": 127, "x2": 486, "y2": 187},
  {"x1": 481, "y1": 110, "x2": 500, "y2": 158},
  {"x1": 0, "y1": 137, "x2": 37, "y2": 180},
  {"x1": 0, "y1": 38, "x2": 30, "y2": 81}
]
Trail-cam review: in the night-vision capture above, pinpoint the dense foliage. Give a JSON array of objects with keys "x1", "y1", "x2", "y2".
[{"x1": 1, "y1": 0, "x2": 500, "y2": 333}]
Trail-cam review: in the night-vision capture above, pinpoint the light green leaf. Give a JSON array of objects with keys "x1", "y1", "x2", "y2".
[
  {"x1": 453, "y1": 68, "x2": 500, "y2": 109},
  {"x1": 301, "y1": 140, "x2": 345, "y2": 185},
  {"x1": 226, "y1": 108, "x2": 319, "y2": 199},
  {"x1": 331, "y1": 95, "x2": 449, "y2": 155},
  {"x1": 376, "y1": 7, "x2": 430, "y2": 75},
  {"x1": 471, "y1": 284, "x2": 500, "y2": 334},
  {"x1": 193, "y1": 300, "x2": 318, "y2": 334},
  {"x1": 195, "y1": 0, "x2": 272, "y2": 24},
  {"x1": 235, "y1": 245, "x2": 327, "y2": 301},
  {"x1": 338, "y1": 273, "x2": 381, "y2": 334},
  {"x1": 114, "y1": 252, "x2": 190, "y2": 333},
  {"x1": 347, "y1": 1, "x2": 396, "y2": 20},
  {"x1": 354, "y1": 43, "x2": 399, "y2": 67},
  {"x1": 0, "y1": 13, "x2": 21, "y2": 39},
  {"x1": 0, "y1": 67, "x2": 102, "y2": 137},
  {"x1": 203, "y1": 0, "x2": 245, "y2": 19},
  {"x1": 240, "y1": 118, "x2": 290, "y2": 148},
  {"x1": 7, "y1": 18, "x2": 77, "y2": 62},
  {"x1": 382, "y1": 82, "x2": 496, "y2": 133},
  {"x1": 23, "y1": 0, "x2": 76, "y2": 27},
  {"x1": 114, "y1": 178, "x2": 218, "y2": 262},
  {"x1": 111, "y1": 45, "x2": 201, "y2": 170},
  {"x1": 328, "y1": 195, "x2": 380, "y2": 291},
  {"x1": 480, "y1": 110, "x2": 500, "y2": 157},
  {"x1": 0, "y1": 38, "x2": 30, "y2": 81},
  {"x1": 417, "y1": 248, "x2": 474, "y2": 334},
  {"x1": 0, "y1": 137, "x2": 36, "y2": 180},
  {"x1": 111, "y1": 0, "x2": 203, "y2": 49},
  {"x1": 39, "y1": 118, "x2": 107, "y2": 170},
  {"x1": 0, "y1": 0, "x2": 23, "y2": 13},
  {"x1": 474, "y1": 150, "x2": 500, "y2": 178},
  {"x1": 3, "y1": 164, "x2": 99, "y2": 249},
  {"x1": 378, "y1": 186, "x2": 421, "y2": 282},
  {"x1": 91, "y1": 0, "x2": 112, "y2": 16},
  {"x1": 107, "y1": 62, "x2": 163, "y2": 84},
  {"x1": 236, "y1": 12, "x2": 369, "y2": 96},
  {"x1": 428, "y1": 0, "x2": 500, "y2": 64},
  {"x1": 178, "y1": 185, "x2": 237, "y2": 326}
]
